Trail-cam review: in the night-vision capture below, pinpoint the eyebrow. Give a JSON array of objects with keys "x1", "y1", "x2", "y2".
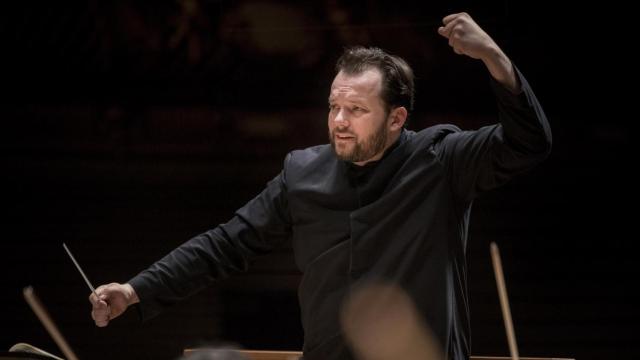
[{"x1": 328, "y1": 95, "x2": 367, "y2": 104}]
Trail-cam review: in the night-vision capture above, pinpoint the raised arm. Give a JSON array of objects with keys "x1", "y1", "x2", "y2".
[
  {"x1": 438, "y1": 12, "x2": 519, "y2": 92},
  {"x1": 434, "y1": 12, "x2": 552, "y2": 201}
]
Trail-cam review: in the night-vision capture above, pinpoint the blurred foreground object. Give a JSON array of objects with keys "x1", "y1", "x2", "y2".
[{"x1": 340, "y1": 282, "x2": 444, "y2": 360}]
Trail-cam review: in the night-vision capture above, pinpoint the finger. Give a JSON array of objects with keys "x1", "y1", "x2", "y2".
[
  {"x1": 92, "y1": 302, "x2": 111, "y2": 327},
  {"x1": 449, "y1": 21, "x2": 470, "y2": 48},
  {"x1": 442, "y1": 12, "x2": 463, "y2": 25},
  {"x1": 449, "y1": 32, "x2": 456, "y2": 47},
  {"x1": 91, "y1": 301, "x2": 111, "y2": 315},
  {"x1": 447, "y1": 24, "x2": 462, "y2": 47},
  {"x1": 92, "y1": 308, "x2": 109, "y2": 322},
  {"x1": 95, "y1": 317, "x2": 109, "y2": 327},
  {"x1": 437, "y1": 20, "x2": 457, "y2": 39},
  {"x1": 92, "y1": 298, "x2": 109, "y2": 309},
  {"x1": 90, "y1": 296, "x2": 105, "y2": 309},
  {"x1": 444, "y1": 12, "x2": 471, "y2": 24},
  {"x1": 95, "y1": 284, "x2": 109, "y2": 295},
  {"x1": 90, "y1": 284, "x2": 109, "y2": 304},
  {"x1": 89, "y1": 292, "x2": 99, "y2": 305},
  {"x1": 92, "y1": 307, "x2": 108, "y2": 324},
  {"x1": 442, "y1": 11, "x2": 471, "y2": 25},
  {"x1": 90, "y1": 308, "x2": 108, "y2": 323}
]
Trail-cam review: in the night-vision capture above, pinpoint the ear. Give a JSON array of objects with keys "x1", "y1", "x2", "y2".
[{"x1": 388, "y1": 106, "x2": 408, "y2": 131}]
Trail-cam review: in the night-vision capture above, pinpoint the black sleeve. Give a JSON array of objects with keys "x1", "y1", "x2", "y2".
[
  {"x1": 434, "y1": 66, "x2": 552, "y2": 201},
  {"x1": 128, "y1": 155, "x2": 293, "y2": 321}
]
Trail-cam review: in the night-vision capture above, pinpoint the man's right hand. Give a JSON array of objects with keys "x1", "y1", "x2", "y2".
[{"x1": 89, "y1": 283, "x2": 139, "y2": 327}]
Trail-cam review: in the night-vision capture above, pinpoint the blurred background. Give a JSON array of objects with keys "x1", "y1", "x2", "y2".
[{"x1": 1, "y1": 1, "x2": 635, "y2": 359}]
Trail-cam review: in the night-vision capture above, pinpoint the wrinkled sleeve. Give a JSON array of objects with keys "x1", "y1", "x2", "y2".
[
  {"x1": 128, "y1": 154, "x2": 293, "y2": 321},
  {"x1": 434, "y1": 66, "x2": 552, "y2": 201}
]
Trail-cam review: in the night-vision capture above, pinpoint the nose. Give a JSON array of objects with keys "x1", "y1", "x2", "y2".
[{"x1": 333, "y1": 108, "x2": 349, "y2": 127}]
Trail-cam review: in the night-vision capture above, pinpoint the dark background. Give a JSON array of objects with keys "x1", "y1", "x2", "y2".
[{"x1": 1, "y1": 1, "x2": 635, "y2": 359}]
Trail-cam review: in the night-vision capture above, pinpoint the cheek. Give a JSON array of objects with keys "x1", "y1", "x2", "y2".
[
  {"x1": 327, "y1": 113, "x2": 335, "y2": 129},
  {"x1": 354, "y1": 117, "x2": 379, "y2": 137}
]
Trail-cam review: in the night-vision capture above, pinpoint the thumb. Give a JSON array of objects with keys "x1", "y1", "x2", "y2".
[
  {"x1": 90, "y1": 285, "x2": 109, "y2": 305},
  {"x1": 437, "y1": 26, "x2": 448, "y2": 38}
]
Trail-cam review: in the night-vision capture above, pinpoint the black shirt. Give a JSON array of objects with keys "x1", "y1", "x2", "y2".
[{"x1": 129, "y1": 67, "x2": 552, "y2": 360}]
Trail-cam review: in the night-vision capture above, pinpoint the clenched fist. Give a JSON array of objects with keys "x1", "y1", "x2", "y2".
[{"x1": 89, "y1": 282, "x2": 139, "y2": 327}]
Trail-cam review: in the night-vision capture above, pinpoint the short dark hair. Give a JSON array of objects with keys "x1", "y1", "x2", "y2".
[{"x1": 335, "y1": 46, "x2": 415, "y2": 115}]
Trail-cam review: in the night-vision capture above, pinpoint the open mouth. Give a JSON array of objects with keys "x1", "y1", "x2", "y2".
[{"x1": 335, "y1": 133, "x2": 355, "y2": 141}]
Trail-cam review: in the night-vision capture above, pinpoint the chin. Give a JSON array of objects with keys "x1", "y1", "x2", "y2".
[{"x1": 335, "y1": 151, "x2": 350, "y2": 160}]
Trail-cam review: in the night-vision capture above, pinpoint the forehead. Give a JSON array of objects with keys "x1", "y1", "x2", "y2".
[{"x1": 329, "y1": 68, "x2": 383, "y2": 101}]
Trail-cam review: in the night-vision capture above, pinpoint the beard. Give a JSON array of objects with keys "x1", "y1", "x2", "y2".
[{"x1": 329, "y1": 121, "x2": 389, "y2": 163}]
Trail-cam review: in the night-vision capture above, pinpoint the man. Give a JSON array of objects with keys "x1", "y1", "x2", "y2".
[{"x1": 90, "y1": 13, "x2": 551, "y2": 360}]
